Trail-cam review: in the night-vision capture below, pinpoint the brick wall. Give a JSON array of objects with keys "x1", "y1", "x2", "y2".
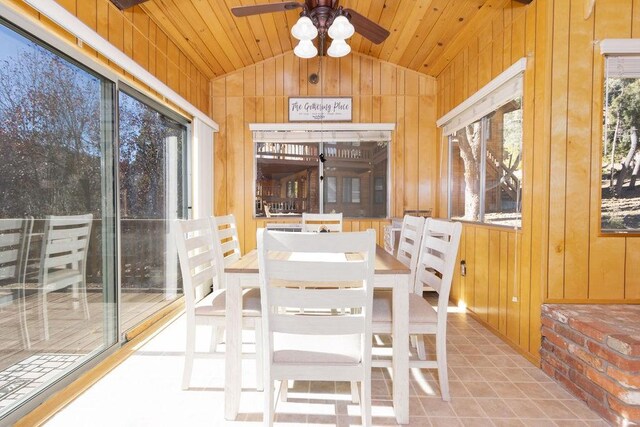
[{"x1": 540, "y1": 304, "x2": 640, "y2": 425}]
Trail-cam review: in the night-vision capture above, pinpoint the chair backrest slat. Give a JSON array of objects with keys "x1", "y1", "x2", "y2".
[
  {"x1": 258, "y1": 228, "x2": 375, "y2": 347},
  {"x1": 301, "y1": 213, "x2": 343, "y2": 232},
  {"x1": 213, "y1": 214, "x2": 241, "y2": 268},
  {"x1": 415, "y1": 218, "x2": 462, "y2": 315},
  {"x1": 0, "y1": 218, "x2": 33, "y2": 285},
  {"x1": 175, "y1": 218, "x2": 220, "y2": 309},
  {"x1": 396, "y1": 215, "x2": 425, "y2": 289},
  {"x1": 270, "y1": 314, "x2": 365, "y2": 335},
  {"x1": 40, "y1": 214, "x2": 92, "y2": 284}
]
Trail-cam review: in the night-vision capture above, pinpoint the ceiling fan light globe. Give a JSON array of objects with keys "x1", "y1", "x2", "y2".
[
  {"x1": 327, "y1": 39, "x2": 351, "y2": 58},
  {"x1": 328, "y1": 15, "x2": 355, "y2": 40},
  {"x1": 292, "y1": 16, "x2": 318, "y2": 40},
  {"x1": 294, "y1": 39, "x2": 318, "y2": 58}
]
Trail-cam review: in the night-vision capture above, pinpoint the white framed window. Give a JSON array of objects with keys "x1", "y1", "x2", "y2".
[
  {"x1": 251, "y1": 124, "x2": 393, "y2": 219},
  {"x1": 437, "y1": 59, "x2": 526, "y2": 228},
  {"x1": 600, "y1": 39, "x2": 640, "y2": 232}
]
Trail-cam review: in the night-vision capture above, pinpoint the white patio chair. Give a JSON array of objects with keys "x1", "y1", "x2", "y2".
[
  {"x1": 39, "y1": 214, "x2": 92, "y2": 341},
  {"x1": 301, "y1": 212, "x2": 343, "y2": 232},
  {"x1": 211, "y1": 213, "x2": 264, "y2": 389},
  {"x1": 258, "y1": 228, "x2": 376, "y2": 427},
  {"x1": 175, "y1": 217, "x2": 262, "y2": 390},
  {"x1": 372, "y1": 218, "x2": 462, "y2": 401},
  {"x1": 0, "y1": 217, "x2": 34, "y2": 348}
]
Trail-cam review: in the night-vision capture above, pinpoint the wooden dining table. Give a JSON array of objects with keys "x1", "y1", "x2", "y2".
[{"x1": 223, "y1": 245, "x2": 411, "y2": 424}]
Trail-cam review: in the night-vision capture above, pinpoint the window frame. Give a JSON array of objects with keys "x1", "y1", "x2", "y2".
[
  {"x1": 250, "y1": 124, "x2": 394, "y2": 219},
  {"x1": 599, "y1": 39, "x2": 640, "y2": 235}
]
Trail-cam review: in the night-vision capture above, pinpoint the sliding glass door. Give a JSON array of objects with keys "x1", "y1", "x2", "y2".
[
  {"x1": 118, "y1": 89, "x2": 188, "y2": 333},
  {"x1": 0, "y1": 19, "x2": 117, "y2": 418}
]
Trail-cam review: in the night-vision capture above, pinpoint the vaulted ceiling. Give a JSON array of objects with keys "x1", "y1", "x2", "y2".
[{"x1": 140, "y1": 0, "x2": 526, "y2": 80}]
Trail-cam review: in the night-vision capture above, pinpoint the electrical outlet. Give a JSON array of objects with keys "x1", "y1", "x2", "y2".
[{"x1": 460, "y1": 260, "x2": 466, "y2": 276}]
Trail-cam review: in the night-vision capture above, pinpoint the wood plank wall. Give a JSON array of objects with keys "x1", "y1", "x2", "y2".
[
  {"x1": 210, "y1": 51, "x2": 439, "y2": 253},
  {"x1": 9, "y1": 0, "x2": 210, "y2": 115},
  {"x1": 437, "y1": 0, "x2": 547, "y2": 363},
  {"x1": 437, "y1": 0, "x2": 640, "y2": 363}
]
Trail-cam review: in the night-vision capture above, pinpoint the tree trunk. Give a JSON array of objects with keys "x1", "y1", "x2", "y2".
[
  {"x1": 458, "y1": 123, "x2": 482, "y2": 221},
  {"x1": 615, "y1": 127, "x2": 639, "y2": 195},
  {"x1": 630, "y1": 151, "x2": 640, "y2": 189},
  {"x1": 609, "y1": 112, "x2": 621, "y2": 188}
]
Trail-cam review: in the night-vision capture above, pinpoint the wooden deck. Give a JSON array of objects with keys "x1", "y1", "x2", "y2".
[{"x1": 0, "y1": 289, "x2": 176, "y2": 372}]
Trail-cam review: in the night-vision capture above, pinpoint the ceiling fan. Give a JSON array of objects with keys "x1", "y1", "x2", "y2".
[{"x1": 231, "y1": 1, "x2": 390, "y2": 51}]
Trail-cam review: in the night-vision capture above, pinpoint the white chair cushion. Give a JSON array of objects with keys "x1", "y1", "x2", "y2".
[
  {"x1": 273, "y1": 333, "x2": 361, "y2": 365},
  {"x1": 372, "y1": 290, "x2": 437, "y2": 324},
  {"x1": 195, "y1": 288, "x2": 261, "y2": 317}
]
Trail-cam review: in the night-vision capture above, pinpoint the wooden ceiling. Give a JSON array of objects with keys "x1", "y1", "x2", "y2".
[{"x1": 141, "y1": 0, "x2": 525, "y2": 80}]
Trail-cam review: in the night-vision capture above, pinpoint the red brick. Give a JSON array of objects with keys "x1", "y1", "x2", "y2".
[
  {"x1": 607, "y1": 334, "x2": 640, "y2": 357},
  {"x1": 585, "y1": 394, "x2": 618, "y2": 424},
  {"x1": 554, "y1": 368, "x2": 588, "y2": 401},
  {"x1": 570, "y1": 369, "x2": 606, "y2": 401},
  {"x1": 542, "y1": 326, "x2": 569, "y2": 351},
  {"x1": 587, "y1": 341, "x2": 640, "y2": 372},
  {"x1": 569, "y1": 318, "x2": 620, "y2": 342},
  {"x1": 608, "y1": 395, "x2": 640, "y2": 423},
  {"x1": 608, "y1": 365, "x2": 640, "y2": 389},
  {"x1": 586, "y1": 367, "x2": 640, "y2": 405},
  {"x1": 541, "y1": 315, "x2": 555, "y2": 329},
  {"x1": 544, "y1": 338, "x2": 591, "y2": 375},
  {"x1": 567, "y1": 342, "x2": 605, "y2": 371},
  {"x1": 555, "y1": 323, "x2": 587, "y2": 346},
  {"x1": 541, "y1": 359, "x2": 555, "y2": 377},
  {"x1": 541, "y1": 349, "x2": 570, "y2": 376}
]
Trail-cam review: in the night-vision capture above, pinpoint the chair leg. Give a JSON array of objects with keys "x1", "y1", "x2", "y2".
[
  {"x1": 350, "y1": 381, "x2": 360, "y2": 404},
  {"x1": 18, "y1": 288, "x2": 30, "y2": 349},
  {"x1": 209, "y1": 326, "x2": 222, "y2": 353},
  {"x1": 436, "y1": 332, "x2": 450, "y2": 401},
  {"x1": 42, "y1": 291, "x2": 49, "y2": 341},
  {"x1": 361, "y1": 378, "x2": 371, "y2": 427},
  {"x1": 182, "y1": 323, "x2": 195, "y2": 390},
  {"x1": 279, "y1": 380, "x2": 288, "y2": 402},
  {"x1": 255, "y1": 322, "x2": 264, "y2": 391},
  {"x1": 264, "y1": 378, "x2": 275, "y2": 427},
  {"x1": 81, "y1": 284, "x2": 90, "y2": 320},
  {"x1": 416, "y1": 336, "x2": 427, "y2": 360}
]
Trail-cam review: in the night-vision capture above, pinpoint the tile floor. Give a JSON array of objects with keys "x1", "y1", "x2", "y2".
[{"x1": 46, "y1": 296, "x2": 608, "y2": 427}]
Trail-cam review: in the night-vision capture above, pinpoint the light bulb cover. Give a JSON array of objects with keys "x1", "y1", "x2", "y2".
[
  {"x1": 327, "y1": 39, "x2": 351, "y2": 58},
  {"x1": 294, "y1": 39, "x2": 318, "y2": 58},
  {"x1": 328, "y1": 15, "x2": 355, "y2": 40},
  {"x1": 291, "y1": 16, "x2": 318, "y2": 40}
]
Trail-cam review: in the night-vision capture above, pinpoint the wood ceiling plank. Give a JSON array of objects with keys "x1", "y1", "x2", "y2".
[
  {"x1": 407, "y1": 0, "x2": 485, "y2": 72},
  {"x1": 423, "y1": 0, "x2": 509, "y2": 76},
  {"x1": 142, "y1": 1, "x2": 218, "y2": 77},
  {"x1": 164, "y1": 0, "x2": 239, "y2": 72},
  {"x1": 191, "y1": 0, "x2": 254, "y2": 67},
  {"x1": 348, "y1": 0, "x2": 374, "y2": 53},
  {"x1": 358, "y1": 0, "x2": 386, "y2": 56},
  {"x1": 233, "y1": 0, "x2": 274, "y2": 60},
  {"x1": 252, "y1": 0, "x2": 284, "y2": 56},
  {"x1": 366, "y1": 0, "x2": 403, "y2": 58},
  {"x1": 395, "y1": 0, "x2": 448, "y2": 67},
  {"x1": 208, "y1": 0, "x2": 263, "y2": 64},
  {"x1": 387, "y1": 0, "x2": 434, "y2": 64},
  {"x1": 377, "y1": 0, "x2": 423, "y2": 62}
]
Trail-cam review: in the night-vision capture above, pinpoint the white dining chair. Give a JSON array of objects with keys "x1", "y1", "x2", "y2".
[
  {"x1": 175, "y1": 217, "x2": 262, "y2": 390},
  {"x1": 301, "y1": 212, "x2": 343, "y2": 232},
  {"x1": 257, "y1": 228, "x2": 376, "y2": 427},
  {"x1": 39, "y1": 214, "x2": 92, "y2": 341},
  {"x1": 0, "y1": 217, "x2": 34, "y2": 348},
  {"x1": 372, "y1": 218, "x2": 462, "y2": 401}
]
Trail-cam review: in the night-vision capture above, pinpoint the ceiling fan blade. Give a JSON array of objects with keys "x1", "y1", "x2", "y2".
[
  {"x1": 344, "y1": 8, "x2": 390, "y2": 45},
  {"x1": 109, "y1": 0, "x2": 149, "y2": 10},
  {"x1": 231, "y1": 2, "x2": 303, "y2": 17}
]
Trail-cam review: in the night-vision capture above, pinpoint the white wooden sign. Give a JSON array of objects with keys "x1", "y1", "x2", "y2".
[{"x1": 288, "y1": 97, "x2": 352, "y2": 122}]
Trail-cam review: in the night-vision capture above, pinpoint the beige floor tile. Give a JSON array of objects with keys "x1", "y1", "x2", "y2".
[
  {"x1": 531, "y1": 399, "x2": 581, "y2": 420},
  {"x1": 465, "y1": 381, "x2": 500, "y2": 398},
  {"x1": 449, "y1": 381, "x2": 472, "y2": 397},
  {"x1": 504, "y1": 398, "x2": 548, "y2": 419},
  {"x1": 450, "y1": 397, "x2": 486, "y2": 418},
  {"x1": 520, "y1": 420, "x2": 556, "y2": 427},
  {"x1": 500, "y1": 367, "x2": 536, "y2": 382},
  {"x1": 420, "y1": 396, "x2": 456, "y2": 417},
  {"x1": 561, "y1": 400, "x2": 603, "y2": 420},
  {"x1": 513, "y1": 382, "x2": 554, "y2": 399},
  {"x1": 465, "y1": 354, "x2": 496, "y2": 367},
  {"x1": 476, "y1": 367, "x2": 510, "y2": 382},
  {"x1": 453, "y1": 367, "x2": 484, "y2": 382},
  {"x1": 479, "y1": 398, "x2": 518, "y2": 418},
  {"x1": 429, "y1": 417, "x2": 464, "y2": 427},
  {"x1": 489, "y1": 382, "x2": 527, "y2": 398},
  {"x1": 492, "y1": 419, "x2": 526, "y2": 426},
  {"x1": 459, "y1": 418, "x2": 495, "y2": 427}
]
